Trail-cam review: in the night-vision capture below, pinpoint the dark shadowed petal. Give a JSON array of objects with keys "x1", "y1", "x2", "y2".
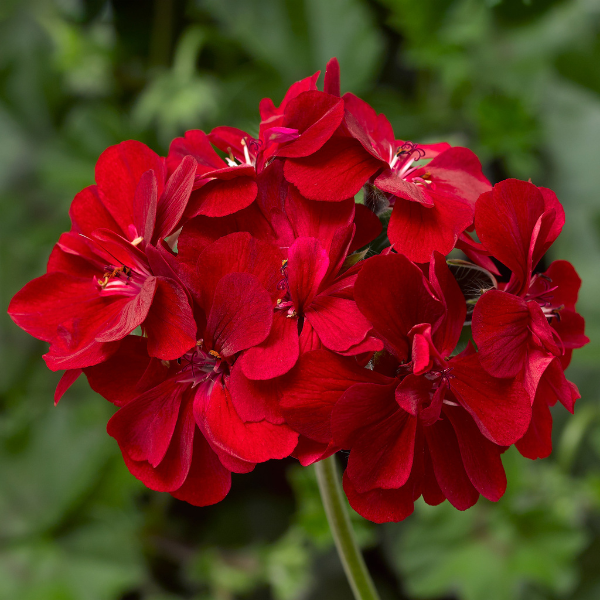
[
  {"x1": 84, "y1": 336, "x2": 157, "y2": 406},
  {"x1": 170, "y1": 432, "x2": 232, "y2": 506},
  {"x1": 515, "y1": 395, "x2": 553, "y2": 460},
  {"x1": 332, "y1": 381, "x2": 398, "y2": 448},
  {"x1": 121, "y1": 396, "x2": 195, "y2": 493},
  {"x1": 346, "y1": 409, "x2": 418, "y2": 493},
  {"x1": 425, "y1": 417, "x2": 479, "y2": 510},
  {"x1": 444, "y1": 405, "x2": 507, "y2": 501},
  {"x1": 343, "y1": 471, "x2": 416, "y2": 524},
  {"x1": 107, "y1": 379, "x2": 184, "y2": 467}
]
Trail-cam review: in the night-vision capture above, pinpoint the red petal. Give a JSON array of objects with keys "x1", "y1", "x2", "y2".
[
  {"x1": 450, "y1": 353, "x2": 532, "y2": 446},
  {"x1": 515, "y1": 395, "x2": 553, "y2": 460},
  {"x1": 133, "y1": 170, "x2": 158, "y2": 246},
  {"x1": 285, "y1": 185, "x2": 355, "y2": 251},
  {"x1": 153, "y1": 154, "x2": 196, "y2": 240},
  {"x1": 277, "y1": 92, "x2": 344, "y2": 158},
  {"x1": 167, "y1": 129, "x2": 226, "y2": 175},
  {"x1": 332, "y1": 381, "x2": 398, "y2": 448},
  {"x1": 144, "y1": 277, "x2": 196, "y2": 360},
  {"x1": 306, "y1": 295, "x2": 371, "y2": 352},
  {"x1": 354, "y1": 253, "x2": 444, "y2": 360},
  {"x1": 206, "y1": 273, "x2": 273, "y2": 357},
  {"x1": 9, "y1": 272, "x2": 102, "y2": 342},
  {"x1": 84, "y1": 336, "x2": 156, "y2": 406},
  {"x1": 122, "y1": 395, "x2": 195, "y2": 492},
  {"x1": 280, "y1": 350, "x2": 390, "y2": 443},
  {"x1": 475, "y1": 179, "x2": 546, "y2": 293},
  {"x1": 70, "y1": 185, "x2": 122, "y2": 237},
  {"x1": 323, "y1": 58, "x2": 340, "y2": 97},
  {"x1": 444, "y1": 405, "x2": 507, "y2": 501},
  {"x1": 375, "y1": 172, "x2": 434, "y2": 206},
  {"x1": 188, "y1": 176, "x2": 257, "y2": 219},
  {"x1": 95, "y1": 141, "x2": 165, "y2": 235},
  {"x1": 387, "y1": 193, "x2": 473, "y2": 263},
  {"x1": 394, "y1": 375, "x2": 433, "y2": 416},
  {"x1": 349, "y1": 204, "x2": 382, "y2": 253},
  {"x1": 197, "y1": 381, "x2": 298, "y2": 463},
  {"x1": 471, "y1": 290, "x2": 530, "y2": 378},
  {"x1": 429, "y1": 252, "x2": 466, "y2": 356},
  {"x1": 170, "y1": 432, "x2": 232, "y2": 506},
  {"x1": 425, "y1": 417, "x2": 479, "y2": 510},
  {"x1": 239, "y1": 311, "x2": 299, "y2": 380},
  {"x1": 95, "y1": 277, "x2": 156, "y2": 343},
  {"x1": 284, "y1": 138, "x2": 382, "y2": 201},
  {"x1": 343, "y1": 471, "x2": 415, "y2": 524},
  {"x1": 345, "y1": 409, "x2": 417, "y2": 493},
  {"x1": 107, "y1": 379, "x2": 184, "y2": 467},
  {"x1": 292, "y1": 436, "x2": 339, "y2": 466},
  {"x1": 196, "y1": 232, "x2": 283, "y2": 316},
  {"x1": 54, "y1": 369, "x2": 82, "y2": 405},
  {"x1": 228, "y1": 363, "x2": 285, "y2": 424},
  {"x1": 287, "y1": 237, "x2": 329, "y2": 312}
]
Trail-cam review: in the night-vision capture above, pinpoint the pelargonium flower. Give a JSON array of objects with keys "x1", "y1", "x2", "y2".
[
  {"x1": 282, "y1": 83, "x2": 490, "y2": 262},
  {"x1": 8, "y1": 141, "x2": 198, "y2": 374},
  {"x1": 471, "y1": 179, "x2": 588, "y2": 458},
  {"x1": 280, "y1": 253, "x2": 530, "y2": 522}
]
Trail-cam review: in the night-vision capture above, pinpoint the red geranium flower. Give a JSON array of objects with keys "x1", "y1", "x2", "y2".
[
  {"x1": 280, "y1": 252, "x2": 530, "y2": 522},
  {"x1": 472, "y1": 179, "x2": 588, "y2": 458},
  {"x1": 8, "y1": 141, "x2": 197, "y2": 373}
]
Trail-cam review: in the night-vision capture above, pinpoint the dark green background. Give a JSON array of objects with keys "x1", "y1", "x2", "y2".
[{"x1": 1, "y1": 1, "x2": 599, "y2": 598}]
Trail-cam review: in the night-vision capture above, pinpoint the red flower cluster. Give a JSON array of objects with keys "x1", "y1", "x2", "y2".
[{"x1": 8, "y1": 59, "x2": 588, "y2": 521}]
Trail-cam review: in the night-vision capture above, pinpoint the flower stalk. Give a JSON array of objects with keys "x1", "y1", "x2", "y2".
[{"x1": 314, "y1": 455, "x2": 381, "y2": 600}]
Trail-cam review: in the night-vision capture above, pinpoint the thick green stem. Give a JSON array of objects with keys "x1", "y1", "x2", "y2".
[{"x1": 314, "y1": 455, "x2": 381, "y2": 600}]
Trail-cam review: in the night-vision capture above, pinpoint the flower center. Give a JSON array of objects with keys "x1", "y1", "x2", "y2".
[
  {"x1": 276, "y1": 259, "x2": 298, "y2": 318},
  {"x1": 97, "y1": 265, "x2": 146, "y2": 297},
  {"x1": 176, "y1": 341, "x2": 227, "y2": 388},
  {"x1": 389, "y1": 141, "x2": 426, "y2": 177},
  {"x1": 525, "y1": 274, "x2": 564, "y2": 321}
]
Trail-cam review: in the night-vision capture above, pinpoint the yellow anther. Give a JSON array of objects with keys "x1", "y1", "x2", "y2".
[
  {"x1": 131, "y1": 236, "x2": 144, "y2": 246},
  {"x1": 209, "y1": 350, "x2": 222, "y2": 359}
]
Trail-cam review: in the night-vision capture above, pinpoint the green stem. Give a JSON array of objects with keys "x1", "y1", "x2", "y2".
[{"x1": 314, "y1": 455, "x2": 381, "y2": 600}]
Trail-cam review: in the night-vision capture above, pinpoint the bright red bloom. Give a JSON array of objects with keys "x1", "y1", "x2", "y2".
[
  {"x1": 472, "y1": 180, "x2": 588, "y2": 458},
  {"x1": 283, "y1": 93, "x2": 490, "y2": 262},
  {"x1": 8, "y1": 141, "x2": 197, "y2": 371},
  {"x1": 280, "y1": 253, "x2": 530, "y2": 522}
]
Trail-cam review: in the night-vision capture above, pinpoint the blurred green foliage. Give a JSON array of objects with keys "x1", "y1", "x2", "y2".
[{"x1": 1, "y1": 0, "x2": 599, "y2": 598}]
